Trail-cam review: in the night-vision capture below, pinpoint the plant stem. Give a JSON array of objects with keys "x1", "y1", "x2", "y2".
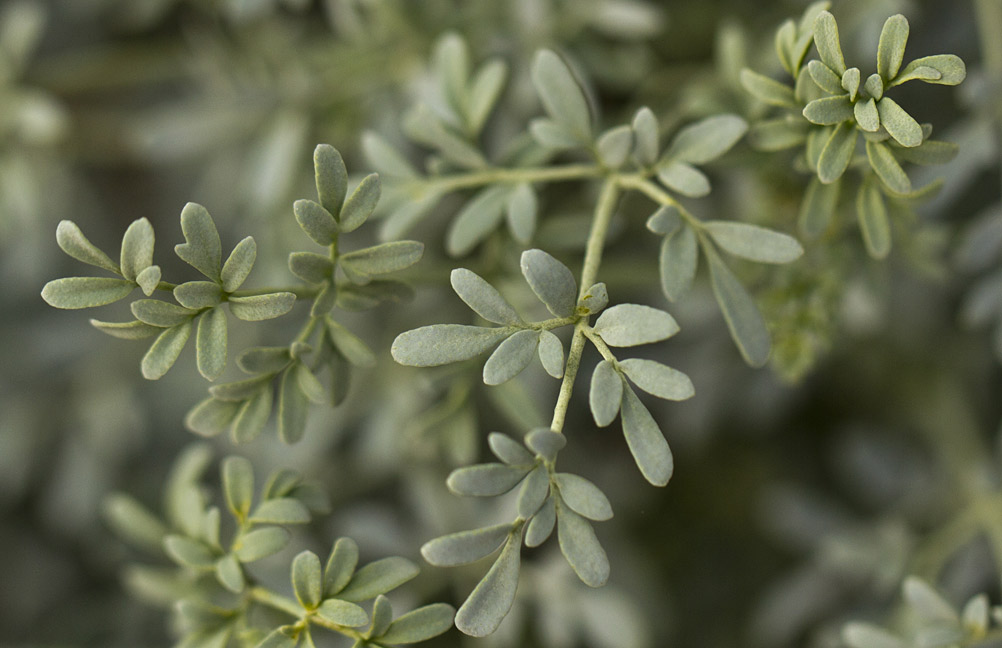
[
  {"x1": 549, "y1": 177, "x2": 620, "y2": 433},
  {"x1": 416, "y1": 163, "x2": 603, "y2": 193},
  {"x1": 615, "y1": 175, "x2": 702, "y2": 228}
]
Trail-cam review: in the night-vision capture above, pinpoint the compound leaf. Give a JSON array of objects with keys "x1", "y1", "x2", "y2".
[
  {"x1": 221, "y1": 456, "x2": 253, "y2": 518},
  {"x1": 877, "y1": 97, "x2": 922, "y2": 147},
  {"x1": 488, "y1": 433, "x2": 534, "y2": 465},
  {"x1": 817, "y1": 120, "x2": 858, "y2": 183},
  {"x1": 250, "y1": 497, "x2": 309, "y2": 524},
  {"x1": 525, "y1": 497, "x2": 556, "y2": 547},
  {"x1": 185, "y1": 397, "x2": 240, "y2": 437},
  {"x1": 446, "y1": 186, "x2": 509, "y2": 257},
  {"x1": 866, "y1": 140, "x2": 912, "y2": 194}
]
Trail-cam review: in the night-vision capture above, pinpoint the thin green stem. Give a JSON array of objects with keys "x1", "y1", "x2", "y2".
[
  {"x1": 581, "y1": 326, "x2": 617, "y2": 363},
  {"x1": 615, "y1": 174, "x2": 702, "y2": 228},
  {"x1": 413, "y1": 163, "x2": 603, "y2": 193},
  {"x1": 549, "y1": 176, "x2": 621, "y2": 433}
]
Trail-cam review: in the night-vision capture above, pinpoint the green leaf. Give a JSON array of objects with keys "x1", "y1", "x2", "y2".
[
  {"x1": 589, "y1": 360, "x2": 623, "y2": 427},
  {"x1": 142, "y1": 321, "x2": 192, "y2": 380},
  {"x1": 164, "y1": 535, "x2": 216, "y2": 569},
  {"x1": 902, "y1": 577, "x2": 959, "y2": 623},
  {"x1": 102, "y1": 494, "x2": 167, "y2": 552},
  {"x1": 221, "y1": 237, "x2": 256, "y2": 293},
  {"x1": 235, "y1": 527, "x2": 289, "y2": 562},
  {"x1": 447, "y1": 463, "x2": 530, "y2": 497},
  {"x1": 315, "y1": 599, "x2": 368, "y2": 628},
  {"x1": 454, "y1": 535, "x2": 520, "y2": 637},
  {"x1": 90, "y1": 318, "x2": 161, "y2": 340},
  {"x1": 42, "y1": 277, "x2": 134, "y2": 309},
  {"x1": 379, "y1": 603, "x2": 456, "y2": 644},
  {"x1": 288, "y1": 252, "x2": 333, "y2": 284},
  {"x1": 877, "y1": 97, "x2": 922, "y2": 147},
  {"x1": 529, "y1": 118, "x2": 583, "y2": 150},
  {"x1": 807, "y1": 60, "x2": 843, "y2": 94},
  {"x1": 294, "y1": 363, "x2": 327, "y2": 405},
  {"x1": 196, "y1": 308, "x2": 227, "y2": 381},
  {"x1": 703, "y1": 221, "x2": 804, "y2": 264},
  {"x1": 596, "y1": 125, "x2": 634, "y2": 168},
  {"x1": 175, "y1": 203, "x2": 222, "y2": 281},
  {"x1": 323, "y1": 537, "x2": 359, "y2": 597},
  {"x1": 250, "y1": 497, "x2": 310, "y2": 524},
  {"x1": 451, "y1": 268, "x2": 523, "y2": 326},
  {"x1": 505, "y1": 182, "x2": 537, "y2": 244},
  {"x1": 211, "y1": 374, "x2": 274, "y2": 401},
  {"x1": 656, "y1": 160, "x2": 710, "y2": 197},
  {"x1": 292, "y1": 550, "x2": 323, "y2": 609},
  {"x1": 120, "y1": 218, "x2": 155, "y2": 282},
  {"x1": 817, "y1": 121, "x2": 858, "y2": 183},
  {"x1": 665, "y1": 114, "x2": 747, "y2": 164},
  {"x1": 392, "y1": 324, "x2": 508, "y2": 366},
  {"x1": 865, "y1": 73, "x2": 884, "y2": 100},
  {"x1": 340, "y1": 173, "x2": 380, "y2": 233},
  {"x1": 525, "y1": 497, "x2": 556, "y2": 547},
  {"x1": 361, "y1": 131, "x2": 418, "y2": 179},
  {"x1": 841, "y1": 67, "x2": 860, "y2": 100},
  {"x1": 340, "y1": 241, "x2": 424, "y2": 276},
  {"x1": 620, "y1": 386, "x2": 674, "y2": 486},
  {"x1": 646, "y1": 206, "x2": 680, "y2": 236},
  {"x1": 891, "y1": 55, "x2": 966, "y2": 87},
  {"x1": 555, "y1": 473, "x2": 612, "y2": 521},
  {"x1": 531, "y1": 49, "x2": 591, "y2": 142},
  {"x1": 799, "y1": 176, "x2": 840, "y2": 238},
  {"x1": 525, "y1": 428, "x2": 566, "y2": 461},
  {"x1": 371, "y1": 597, "x2": 394, "y2": 642},
  {"x1": 632, "y1": 107, "x2": 659, "y2": 166},
  {"x1": 802, "y1": 96, "x2": 853, "y2": 125},
  {"x1": 229, "y1": 389, "x2": 272, "y2": 445},
  {"x1": 856, "y1": 174, "x2": 891, "y2": 259},
  {"x1": 483, "y1": 330, "x2": 539, "y2": 385},
  {"x1": 215, "y1": 554, "x2": 244, "y2": 593},
  {"x1": 866, "y1": 140, "x2": 911, "y2": 194},
  {"x1": 434, "y1": 33, "x2": 470, "y2": 112},
  {"x1": 578, "y1": 282, "x2": 608, "y2": 315},
  {"x1": 619, "y1": 358, "x2": 694, "y2": 401},
  {"x1": 294, "y1": 199, "x2": 338, "y2": 246},
  {"x1": 337, "y1": 557, "x2": 419, "y2": 602},
  {"x1": 222, "y1": 456, "x2": 253, "y2": 518},
  {"x1": 174, "y1": 281, "x2": 223, "y2": 309},
  {"x1": 488, "y1": 433, "x2": 534, "y2": 466},
  {"x1": 421, "y1": 524, "x2": 512, "y2": 566},
  {"x1": 556, "y1": 504, "x2": 609, "y2": 587},
  {"x1": 56, "y1": 220, "x2": 118, "y2": 273},
  {"x1": 748, "y1": 117, "x2": 809, "y2": 151},
  {"x1": 446, "y1": 186, "x2": 509, "y2": 257},
  {"x1": 877, "y1": 14, "x2": 909, "y2": 80},
  {"x1": 520, "y1": 248, "x2": 577, "y2": 317},
  {"x1": 962, "y1": 594, "x2": 989, "y2": 636},
  {"x1": 895, "y1": 140, "x2": 959, "y2": 165},
  {"x1": 705, "y1": 248, "x2": 770, "y2": 367},
  {"x1": 278, "y1": 365, "x2": 309, "y2": 444},
  {"x1": 813, "y1": 11, "x2": 845, "y2": 74},
  {"x1": 491, "y1": 447, "x2": 536, "y2": 509},
  {"x1": 842, "y1": 623, "x2": 906, "y2": 648},
  {"x1": 136, "y1": 265, "x2": 161, "y2": 296},
  {"x1": 660, "y1": 225, "x2": 698, "y2": 302},
  {"x1": 314, "y1": 144, "x2": 348, "y2": 218},
  {"x1": 132, "y1": 299, "x2": 196, "y2": 327},
  {"x1": 185, "y1": 397, "x2": 240, "y2": 437},
  {"x1": 228, "y1": 292, "x2": 295, "y2": 321},
  {"x1": 256, "y1": 627, "x2": 298, "y2": 648},
  {"x1": 593, "y1": 303, "x2": 679, "y2": 347},
  {"x1": 537, "y1": 330, "x2": 564, "y2": 379},
  {"x1": 325, "y1": 319, "x2": 375, "y2": 368},
  {"x1": 403, "y1": 103, "x2": 487, "y2": 169},
  {"x1": 854, "y1": 97, "x2": 880, "y2": 132},
  {"x1": 468, "y1": 59, "x2": 508, "y2": 133},
  {"x1": 740, "y1": 68, "x2": 798, "y2": 108}
]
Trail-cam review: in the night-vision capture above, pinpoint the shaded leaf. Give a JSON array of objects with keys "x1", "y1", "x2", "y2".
[
  {"x1": 210, "y1": 374, "x2": 274, "y2": 401},
  {"x1": 740, "y1": 69, "x2": 798, "y2": 107},
  {"x1": 196, "y1": 308, "x2": 227, "y2": 381},
  {"x1": 288, "y1": 252, "x2": 333, "y2": 284},
  {"x1": 230, "y1": 388, "x2": 273, "y2": 444},
  {"x1": 807, "y1": 60, "x2": 843, "y2": 94},
  {"x1": 454, "y1": 535, "x2": 520, "y2": 637},
  {"x1": 294, "y1": 199, "x2": 338, "y2": 246},
  {"x1": 596, "y1": 125, "x2": 634, "y2": 168},
  {"x1": 326, "y1": 319, "x2": 375, "y2": 368},
  {"x1": 705, "y1": 248, "x2": 770, "y2": 367},
  {"x1": 799, "y1": 176, "x2": 840, "y2": 238},
  {"x1": 660, "y1": 225, "x2": 698, "y2": 302},
  {"x1": 277, "y1": 367, "x2": 309, "y2": 444},
  {"x1": 866, "y1": 140, "x2": 911, "y2": 194},
  {"x1": 483, "y1": 330, "x2": 539, "y2": 385},
  {"x1": 656, "y1": 161, "x2": 710, "y2": 197},
  {"x1": 856, "y1": 174, "x2": 891, "y2": 259},
  {"x1": 340, "y1": 173, "x2": 380, "y2": 233},
  {"x1": 185, "y1": 398, "x2": 240, "y2": 437},
  {"x1": 222, "y1": 456, "x2": 253, "y2": 518},
  {"x1": 537, "y1": 330, "x2": 564, "y2": 378},
  {"x1": 292, "y1": 551, "x2": 323, "y2": 609},
  {"x1": 802, "y1": 96, "x2": 854, "y2": 125},
  {"x1": 525, "y1": 428, "x2": 566, "y2": 461},
  {"x1": 842, "y1": 623, "x2": 906, "y2": 648},
  {"x1": 341, "y1": 241, "x2": 424, "y2": 277},
  {"x1": 221, "y1": 237, "x2": 256, "y2": 293},
  {"x1": 380, "y1": 603, "x2": 456, "y2": 644},
  {"x1": 228, "y1": 293, "x2": 295, "y2": 321},
  {"x1": 854, "y1": 97, "x2": 880, "y2": 132},
  {"x1": 235, "y1": 527, "x2": 289, "y2": 563},
  {"x1": 877, "y1": 97, "x2": 922, "y2": 147},
  {"x1": 324, "y1": 537, "x2": 359, "y2": 597},
  {"x1": 447, "y1": 463, "x2": 530, "y2": 497},
  {"x1": 102, "y1": 494, "x2": 167, "y2": 552},
  {"x1": 748, "y1": 117, "x2": 809, "y2": 151},
  {"x1": 517, "y1": 465, "x2": 550, "y2": 518},
  {"x1": 817, "y1": 121, "x2": 858, "y2": 183},
  {"x1": 531, "y1": 49, "x2": 591, "y2": 141},
  {"x1": 488, "y1": 433, "x2": 534, "y2": 465},
  {"x1": 589, "y1": 360, "x2": 623, "y2": 427},
  {"x1": 215, "y1": 554, "x2": 244, "y2": 593},
  {"x1": 314, "y1": 144, "x2": 348, "y2": 218},
  {"x1": 337, "y1": 557, "x2": 419, "y2": 602},
  {"x1": 620, "y1": 386, "x2": 674, "y2": 486},
  {"x1": 361, "y1": 131, "x2": 418, "y2": 179},
  {"x1": 555, "y1": 473, "x2": 612, "y2": 521},
  {"x1": 468, "y1": 59, "x2": 508, "y2": 133},
  {"x1": 520, "y1": 249, "x2": 578, "y2": 317},
  {"x1": 120, "y1": 218, "x2": 155, "y2": 282},
  {"x1": 557, "y1": 505, "x2": 609, "y2": 587},
  {"x1": 315, "y1": 599, "x2": 368, "y2": 627},
  {"x1": 250, "y1": 497, "x2": 310, "y2": 524},
  {"x1": 90, "y1": 318, "x2": 161, "y2": 340},
  {"x1": 665, "y1": 114, "x2": 747, "y2": 164},
  {"x1": 525, "y1": 497, "x2": 556, "y2": 547},
  {"x1": 174, "y1": 281, "x2": 223, "y2": 309},
  {"x1": 505, "y1": 182, "x2": 537, "y2": 244},
  {"x1": 446, "y1": 186, "x2": 509, "y2": 257},
  {"x1": 142, "y1": 321, "x2": 192, "y2": 380},
  {"x1": 703, "y1": 221, "x2": 804, "y2": 263},
  {"x1": 164, "y1": 535, "x2": 215, "y2": 569},
  {"x1": 632, "y1": 107, "x2": 659, "y2": 166}
]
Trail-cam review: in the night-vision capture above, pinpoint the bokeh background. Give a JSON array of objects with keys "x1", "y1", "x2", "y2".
[{"x1": 2, "y1": 0, "x2": 1001, "y2": 646}]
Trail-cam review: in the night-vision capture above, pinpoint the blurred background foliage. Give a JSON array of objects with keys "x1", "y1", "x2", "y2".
[{"x1": 2, "y1": 0, "x2": 1001, "y2": 646}]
